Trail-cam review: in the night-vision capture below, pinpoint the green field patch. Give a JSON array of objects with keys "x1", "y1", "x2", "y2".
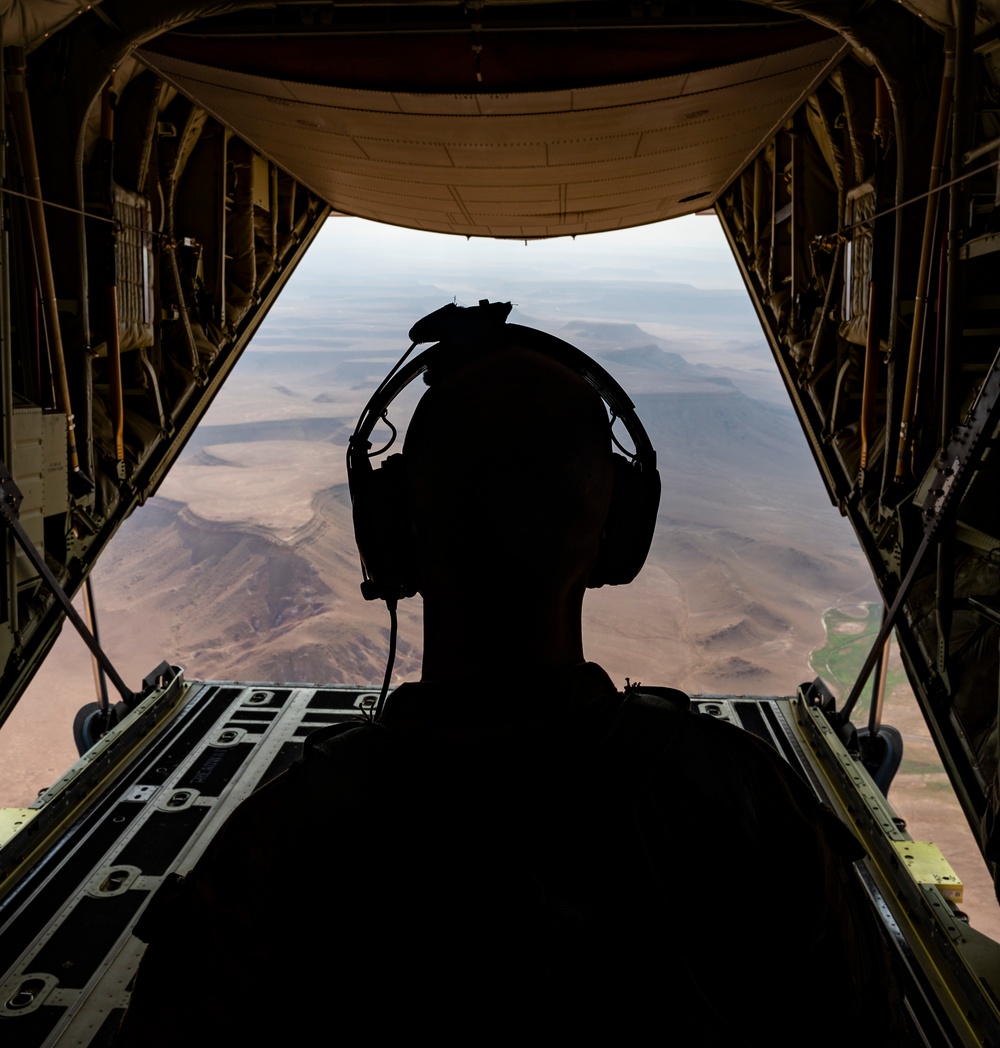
[
  {"x1": 809, "y1": 603, "x2": 909, "y2": 712},
  {"x1": 810, "y1": 604, "x2": 943, "y2": 778},
  {"x1": 809, "y1": 604, "x2": 882, "y2": 705}
]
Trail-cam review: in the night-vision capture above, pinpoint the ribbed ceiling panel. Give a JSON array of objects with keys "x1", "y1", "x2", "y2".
[{"x1": 139, "y1": 37, "x2": 844, "y2": 238}]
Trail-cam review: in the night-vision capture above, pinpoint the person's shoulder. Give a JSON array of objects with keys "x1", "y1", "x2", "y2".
[
  {"x1": 617, "y1": 684, "x2": 787, "y2": 772},
  {"x1": 675, "y1": 703, "x2": 812, "y2": 801},
  {"x1": 625, "y1": 688, "x2": 863, "y2": 858},
  {"x1": 653, "y1": 693, "x2": 804, "y2": 785},
  {"x1": 173, "y1": 720, "x2": 377, "y2": 879},
  {"x1": 301, "y1": 716, "x2": 381, "y2": 763}
]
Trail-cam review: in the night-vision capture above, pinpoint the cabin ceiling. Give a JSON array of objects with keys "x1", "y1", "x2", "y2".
[
  {"x1": 5, "y1": 3, "x2": 858, "y2": 239},
  {"x1": 138, "y1": 24, "x2": 844, "y2": 238}
]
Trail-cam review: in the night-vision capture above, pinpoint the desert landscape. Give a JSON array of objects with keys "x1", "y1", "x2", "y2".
[{"x1": 2, "y1": 215, "x2": 997, "y2": 936}]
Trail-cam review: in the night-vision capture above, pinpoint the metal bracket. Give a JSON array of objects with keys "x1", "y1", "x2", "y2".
[{"x1": 0, "y1": 462, "x2": 23, "y2": 519}]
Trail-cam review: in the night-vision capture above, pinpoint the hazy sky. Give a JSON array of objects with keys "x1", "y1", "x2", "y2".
[{"x1": 289, "y1": 212, "x2": 745, "y2": 293}]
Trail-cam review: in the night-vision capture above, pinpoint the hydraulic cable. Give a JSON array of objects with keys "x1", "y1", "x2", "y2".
[
  {"x1": 100, "y1": 81, "x2": 127, "y2": 479},
  {"x1": 858, "y1": 77, "x2": 892, "y2": 474},
  {"x1": 894, "y1": 32, "x2": 954, "y2": 483}
]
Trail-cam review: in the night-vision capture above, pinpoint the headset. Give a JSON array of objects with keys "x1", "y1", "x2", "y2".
[{"x1": 347, "y1": 299, "x2": 661, "y2": 607}]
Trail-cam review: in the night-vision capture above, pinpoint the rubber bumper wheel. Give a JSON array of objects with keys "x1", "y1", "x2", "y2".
[{"x1": 73, "y1": 702, "x2": 114, "y2": 756}]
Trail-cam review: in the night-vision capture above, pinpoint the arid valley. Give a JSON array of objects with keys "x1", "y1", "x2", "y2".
[{"x1": 3, "y1": 217, "x2": 998, "y2": 936}]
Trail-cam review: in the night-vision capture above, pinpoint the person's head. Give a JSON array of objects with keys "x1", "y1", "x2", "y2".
[
  {"x1": 348, "y1": 306, "x2": 660, "y2": 684},
  {"x1": 403, "y1": 345, "x2": 615, "y2": 606}
]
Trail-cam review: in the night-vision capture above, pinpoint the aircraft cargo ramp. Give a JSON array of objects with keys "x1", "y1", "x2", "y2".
[{"x1": 0, "y1": 673, "x2": 998, "y2": 1046}]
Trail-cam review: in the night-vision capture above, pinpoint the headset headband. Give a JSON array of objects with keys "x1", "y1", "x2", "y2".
[{"x1": 350, "y1": 301, "x2": 657, "y2": 473}]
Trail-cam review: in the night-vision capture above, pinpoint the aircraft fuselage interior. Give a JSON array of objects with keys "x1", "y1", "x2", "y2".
[{"x1": 3, "y1": 1, "x2": 1000, "y2": 1044}]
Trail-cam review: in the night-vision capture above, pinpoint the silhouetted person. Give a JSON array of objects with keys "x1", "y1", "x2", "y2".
[{"x1": 117, "y1": 315, "x2": 903, "y2": 1046}]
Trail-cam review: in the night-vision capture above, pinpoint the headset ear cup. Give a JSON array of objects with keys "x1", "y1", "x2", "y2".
[
  {"x1": 352, "y1": 453, "x2": 419, "y2": 600},
  {"x1": 588, "y1": 456, "x2": 661, "y2": 588}
]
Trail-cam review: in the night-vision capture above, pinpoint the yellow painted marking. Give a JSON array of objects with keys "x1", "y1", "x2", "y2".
[
  {"x1": 892, "y1": 840, "x2": 964, "y2": 904},
  {"x1": 0, "y1": 808, "x2": 36, "y2": 848}
]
